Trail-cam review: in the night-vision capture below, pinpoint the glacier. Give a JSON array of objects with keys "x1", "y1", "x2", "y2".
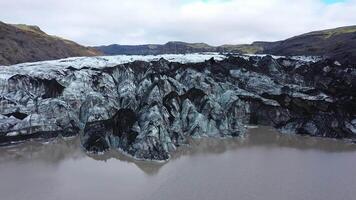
[{"x1": 0, "y1": 53, "x2": 355, "y2": 160}]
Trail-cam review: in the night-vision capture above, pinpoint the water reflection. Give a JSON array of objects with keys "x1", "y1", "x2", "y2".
[
  {"x1": 88, "y1": 151, "x2": 165, "y2": 175},
  {"x1": 1, "y1": 127, "x2": 356, "y2": 174},
  {"x1": 0, "y1": 137, "x2": 83, "y2": 164}
]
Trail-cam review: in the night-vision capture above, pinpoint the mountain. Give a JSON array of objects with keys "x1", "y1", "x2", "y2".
[
  {"x1": 95, "y1": 41, "x2": 217, "y2": 55},
  {"x1": 95, "y1": 41, "x2": 265, "y2": 56},
  {"x1": 0, "y1": 21, "x2": 102, "y2": 65},
  {"x1": 257, "y1": 26, "x2": 356, "y2": 65},
  {"x1": 95, "y1": 26, "x2": 356, "y2": 64}
]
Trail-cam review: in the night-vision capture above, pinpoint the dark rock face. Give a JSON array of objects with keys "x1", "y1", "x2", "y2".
[
  {"x1": 1, "y1": 54, "x2": 355, "y2": 160},
  {"x1": 112, "y1": 109, "x2": 137, "y2": 138}
]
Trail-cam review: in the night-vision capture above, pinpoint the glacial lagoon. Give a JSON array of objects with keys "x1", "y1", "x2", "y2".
[{"x1": 1, "y1": 127, "x2": 356, "y2": 200}]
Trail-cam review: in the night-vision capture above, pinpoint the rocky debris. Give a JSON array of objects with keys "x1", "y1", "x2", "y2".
[{"x1": 0, "y1": 54, "x2": 355, "y2": 160}]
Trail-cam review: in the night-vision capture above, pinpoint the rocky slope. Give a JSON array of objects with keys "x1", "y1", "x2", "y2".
[
  {"x1": 0, "y1": 21, "x2": 102, "y2": 66},
  {"x1": 258, "y1": 26, "x2": 356, "y2": 65},
  {"x1": 0, "y1": 54, "x2": 355, "y2": 161},
  {"x1": 96, "y1": 26, "x2": 356, "y2": 65}
]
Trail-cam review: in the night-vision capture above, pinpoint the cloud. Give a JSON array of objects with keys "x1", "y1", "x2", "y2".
[{"x1": 0, "y1": 0, "x2": 355, "y2": 46}]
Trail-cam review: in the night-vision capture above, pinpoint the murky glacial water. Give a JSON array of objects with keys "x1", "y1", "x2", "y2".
[{"x1": 1, "y1": 127, "x2": 356, "y2": 200}]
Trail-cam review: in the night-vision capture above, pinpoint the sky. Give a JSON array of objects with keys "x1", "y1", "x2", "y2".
[{"x1": 0, "y1": 0, "x2": 355, "y2": 46}]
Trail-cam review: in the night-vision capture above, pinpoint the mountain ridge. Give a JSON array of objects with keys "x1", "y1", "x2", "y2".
[
  {"x1": 2, "y1": 22, "x2": 356, "y2": 66},
  {"x1": 95, "y1": 25, "x2": 356, "y2": 64}
]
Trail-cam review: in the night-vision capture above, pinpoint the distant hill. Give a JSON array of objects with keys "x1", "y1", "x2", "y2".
[
  {"x1": 0, "y1": 21, "x2": 102, "y2": 65},
  {"x1": 95, "y1": 26, "x2": 356, "y2": 64},
  {"x1": 95, "y1": 41, "x2": 265, "y2": 56},
  {"x1": 95, "y1": 41, "x2": 217, "y2": 55},
  {"x1": 257, "y1": 26, "x2": 356, "y2": 64}
]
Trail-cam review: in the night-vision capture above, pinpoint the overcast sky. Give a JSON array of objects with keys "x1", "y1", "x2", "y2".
[{"x1": 1, "y1": 0, "x2": 355, "y2": 46}]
